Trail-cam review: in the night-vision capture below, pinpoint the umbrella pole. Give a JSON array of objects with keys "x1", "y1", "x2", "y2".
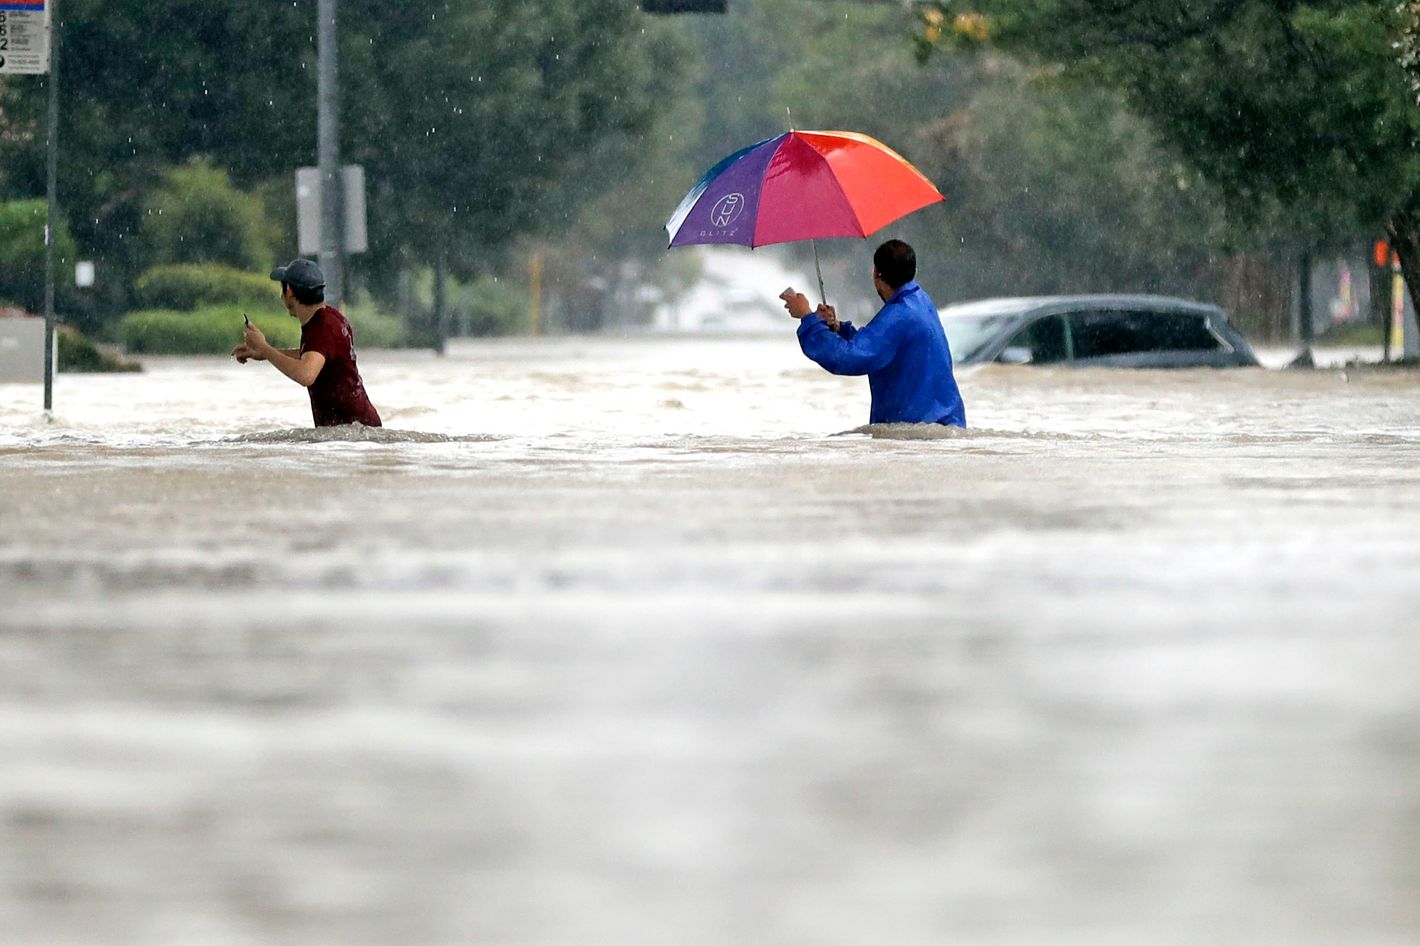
[{"x1": 812, "y1": 239, "x2": 827, "y2": 306}]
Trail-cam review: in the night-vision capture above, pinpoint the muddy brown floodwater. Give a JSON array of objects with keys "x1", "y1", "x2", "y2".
[{"x1": 3, "y1": 337, "x2": 1420, "y2": 946}]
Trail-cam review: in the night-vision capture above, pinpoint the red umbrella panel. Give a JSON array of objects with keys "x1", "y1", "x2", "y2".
[{"x1": 666, "y1": 130, "x2": 945, "y2": 249}]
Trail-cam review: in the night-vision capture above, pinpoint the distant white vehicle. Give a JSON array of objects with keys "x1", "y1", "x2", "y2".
[{"x1": 656, "y1": 246, "x2": 813, "y2": 333}]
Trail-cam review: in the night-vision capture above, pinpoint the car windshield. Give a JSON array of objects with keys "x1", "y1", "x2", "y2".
[{"x1": 943, "y1": 315, "x2": 1013, "y2": 362}]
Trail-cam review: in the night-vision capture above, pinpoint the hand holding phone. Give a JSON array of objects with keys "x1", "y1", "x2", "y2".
[{"x1": 778, "y1": 287, "x2": 811, "y2": 319}]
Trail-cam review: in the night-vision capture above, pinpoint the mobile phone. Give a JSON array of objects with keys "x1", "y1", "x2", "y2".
[{"x1": 243, "y1": 312, "x2": 251, "y2": 327}]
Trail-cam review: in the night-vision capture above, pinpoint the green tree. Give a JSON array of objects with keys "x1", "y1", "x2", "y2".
[
  {"x1": 915, "y1": 63, "x2": 1229, "y2": 299},
  {"x1": 337, "y1": 0, "x2": 688, "y2": 289},
  {"x1": 916, "y1": 0, "x2": 1420, "y2": 309},
  {"x1": 140, "y1": 159, "x2": 275, "y2": 270},
  {"x1": 668, "y1": 0, "x2": 1235, "y2": 309},
  {"x1": 0, "y1": 1, "x2": 313, "y2": 303},
  {"x1": 1401, "y1": 1, "x2": 1420, "y2": 98},
  {"x1": 0, "y1": 0, "x2": 689, "y2": 327},
  {"x1": 525, "y1": 18, "x2": 701, "y2": 332},
  {"x1": 0, "y1": 199, "x2": 76, "y2": 314}
]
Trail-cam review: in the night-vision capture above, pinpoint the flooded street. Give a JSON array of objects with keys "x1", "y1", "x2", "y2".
[{"x1": 3, "y1": 336, "x2": 1420, "y2": 946}]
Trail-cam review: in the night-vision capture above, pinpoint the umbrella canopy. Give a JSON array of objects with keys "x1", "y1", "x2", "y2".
[{"x1": 665, "y1": 130, "x2": 944, "y2": 249}]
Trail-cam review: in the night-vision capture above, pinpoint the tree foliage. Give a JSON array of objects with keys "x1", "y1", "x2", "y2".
[
  {"x1": 0, "y1": 199, "x2": 76, "y2": 314},
  {"x1": 1401, "y1": 1, "x2": 1420, "y2": 99},
  {"x1": 670, "y1": 0, "x2": 1237, "y2": 307},
  {"x1": 338, "y1": 0, "x2": 687, "y2": 286},
  {"x1": 918, "y1": 65, "x2": 1228, "y2": 298},
  {"x1": 139, "y1": 159, "x2": 276, "y2": 271},
  {"x1": 915, "y1": 0, "x2": 1420, "y2": 303},
  {"x1": 0, "y1": 1, "x2": 312, "y2": 291},
  {"x1": 0, "y1": 0, "x2": 687, "y2": 321}
]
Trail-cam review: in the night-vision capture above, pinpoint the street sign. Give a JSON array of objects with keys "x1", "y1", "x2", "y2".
[
  {"x1": 296, "y1": 164, "x2": 368, "y2": 255},
  {"x1": 0, "y1": 0, "x2": 50, "y2": 75}
]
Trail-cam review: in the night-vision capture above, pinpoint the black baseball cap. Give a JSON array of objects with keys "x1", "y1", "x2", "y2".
[{"x1": 270, "y1": 258, "x2": 325, "y2": 290}]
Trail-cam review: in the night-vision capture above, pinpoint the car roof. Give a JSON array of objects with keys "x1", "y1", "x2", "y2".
[{"x1": 939, "y1": 294, "x2": 1229, "y2": 321}]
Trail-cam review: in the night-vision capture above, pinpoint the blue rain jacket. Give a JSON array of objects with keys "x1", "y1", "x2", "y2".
[{"x1": 797, "y1": 280, "x2": 966, "y2": 427}]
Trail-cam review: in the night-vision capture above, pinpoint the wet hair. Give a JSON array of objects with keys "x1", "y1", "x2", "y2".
[
  {"x1": 284, "y1": 281, "x2": 325, "y2": 306},
  {"x1": 873, "y1": 240, "x2": 916, "y2": 290}
]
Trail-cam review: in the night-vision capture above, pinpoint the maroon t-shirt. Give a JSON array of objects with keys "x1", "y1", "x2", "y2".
[{"x1": 300, "y1": 307, "x2": 382, "y2": 428}]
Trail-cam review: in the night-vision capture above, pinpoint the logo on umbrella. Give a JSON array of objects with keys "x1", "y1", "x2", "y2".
[{"x1": 710, "y1": 193, "x2": 745, "y2": 228}]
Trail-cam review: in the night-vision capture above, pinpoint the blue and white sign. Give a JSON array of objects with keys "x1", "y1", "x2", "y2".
[{"x1": 0, "y1": 0, "x2": 50, "y2": 75}]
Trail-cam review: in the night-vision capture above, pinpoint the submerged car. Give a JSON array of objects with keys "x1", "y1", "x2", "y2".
[{"x1": 940, "y1": 295, "x2": 1261, "y2": 367}]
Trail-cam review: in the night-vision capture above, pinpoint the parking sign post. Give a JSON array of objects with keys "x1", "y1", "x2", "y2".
[
  {"x1": 0, "y1": 0, "x2": 58, "y2": 410},
  {"x1": 42, "y1": 0, "x2": 57, "y2": 411}
]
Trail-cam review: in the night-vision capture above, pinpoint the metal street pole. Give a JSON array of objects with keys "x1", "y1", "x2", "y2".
[
  {"x1": 1298, "y1": 250, "x2": 1314, "y2": 349},
  {"x1": 317, "y1": 0, "x2": 344, "y2": 308},
  {"x1": 42, "y1": 0, "x2": 59, "y2": 412}
]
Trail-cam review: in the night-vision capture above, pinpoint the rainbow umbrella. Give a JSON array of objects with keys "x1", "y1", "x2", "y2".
[{"x1": 665, "y1": 130, "x2": 944, "y2": 301}]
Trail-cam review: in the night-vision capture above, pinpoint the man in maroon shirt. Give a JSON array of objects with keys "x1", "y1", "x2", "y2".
[{"x1": 231, "y1": 258, "x2": 382, "y2": 428}]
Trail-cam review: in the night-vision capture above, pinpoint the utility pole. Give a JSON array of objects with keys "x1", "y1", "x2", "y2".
[
  {"x1": 1298, "y1": 251, "x2": 1314, "y2": 349},
  {"x1": 317, "y1": 0, "x2": 344, "y2": 308},
  {"x1": 1288, "y1": 249, "x2": 1316, "y2": 369},
  {"x1": 42, "y1": 0, "x2": 59, "y2": 411}
]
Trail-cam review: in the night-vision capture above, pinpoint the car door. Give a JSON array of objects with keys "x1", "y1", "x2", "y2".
[{"x1": 1066, "y1": 309, "x2": 1240, "y2": 367}]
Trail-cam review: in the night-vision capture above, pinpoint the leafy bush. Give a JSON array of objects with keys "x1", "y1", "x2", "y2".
[
  {"x1": 58, "y1": 327, "x2": 141, "y2": 373},
  {"x1": 134, "y1": 263, "x2": 281, "y2": 312},
  {"x1": 120, "y1": 307, "x2": 299, "y2": 355},
  {"x1": 342, "y1": 303, "x2": 405, "y2": 349},
  {"x1": 0, "y1": 200, "x2": 77, "y2": 313},
  {"x1": 119, "y1": 303, "x2": 403, "y2": 354},
  {"x1": 140, "y1": 158, "x2": 276, "y2": 270},
  {"x1": 464, "y1": 277, "x2": 530, "y2": 336}
]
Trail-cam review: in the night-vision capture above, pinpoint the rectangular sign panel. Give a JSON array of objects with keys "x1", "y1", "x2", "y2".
[
  {"x1": 0, "y1": 317, "x2": 52, "y2": 383},
  {"x1": 296, "y1": 165, "x2": 369, "y2": 255},
  {"x1": 0, "y1": 1, "x2": 50, "y2": 75},
  {"x1": 296, "y1": 167, "x2": 320, "y2": 255}
]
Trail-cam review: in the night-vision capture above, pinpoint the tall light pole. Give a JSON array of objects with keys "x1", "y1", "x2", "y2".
[
  {"x1": 317, "y1": 0, "x2": 344, "y2": 308},
  {"x1": 42, "y1": 0, "x2": 59, "y2": 411}
]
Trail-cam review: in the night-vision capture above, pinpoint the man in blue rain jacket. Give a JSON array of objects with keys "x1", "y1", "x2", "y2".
[{"x1": 780, "y1": 240, "x2": 966, "y2": 427}]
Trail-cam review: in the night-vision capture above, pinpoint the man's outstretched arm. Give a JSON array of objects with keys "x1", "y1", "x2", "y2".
[
  {"x1": 241, "y1": 324, "x2": 326, "y2": 387},
  {"x1": 266, "y1": 349, "x2": 327, "y2": 387},
  {"x1": 797, "y1": 313, "x2": 898, "y2": 376}
]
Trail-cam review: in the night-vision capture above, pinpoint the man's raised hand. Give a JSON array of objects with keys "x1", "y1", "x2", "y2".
[
  {"x1": 232, "y1": 321, "x2": 270, "y2": 364},
  {"x1": 779, "y1": 287, "x2": 812, "y2": 319},
  {"x1": 230, "y1": 342, "x2": 266, "y2": 364}
]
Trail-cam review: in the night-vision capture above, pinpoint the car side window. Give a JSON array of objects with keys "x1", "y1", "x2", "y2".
[
  {"x1": 1068, "y1": 310, "x2": 1223, "y2": 358},
  {"x1": 999, "y1": 315, "x2": 1068, "y2": 364},
  {"x1": 1153, "y1": 313, "x2": 1226, "y2": 351}
]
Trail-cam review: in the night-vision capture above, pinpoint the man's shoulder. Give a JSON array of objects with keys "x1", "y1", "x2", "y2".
[
  {"x1": 898, "y1": 285, "x2": 941, "y2": 319},
  {"x1": 304, "y1": 307, "x2": 354, "y2": 350},
  {"x1": 318, "y1": 307, "x2": 356, "y2": 334},
  {"x1": 880, "y1": 289, "x2": 937, "y2": 320},
  {"x1": 897, "y1": 281, "x2": 936, "y2": 303}
]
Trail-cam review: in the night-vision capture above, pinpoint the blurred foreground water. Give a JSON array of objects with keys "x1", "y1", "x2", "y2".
[{"x1": 3, "y1": 336, "x2": 1420, "y2": 946}]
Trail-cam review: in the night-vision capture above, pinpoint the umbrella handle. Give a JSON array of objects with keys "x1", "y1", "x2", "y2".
[{"x1": 812, "y1": 239, "x2": 827, "y2": 307}]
